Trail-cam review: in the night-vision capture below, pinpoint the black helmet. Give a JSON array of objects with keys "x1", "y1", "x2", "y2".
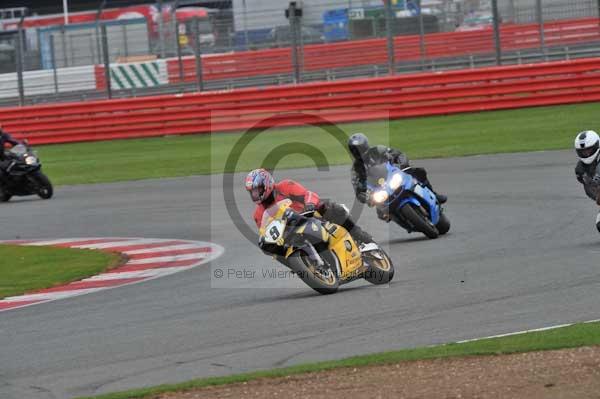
[{"x1": 348, "y1": 133, "x2": 369, "y2": 160}]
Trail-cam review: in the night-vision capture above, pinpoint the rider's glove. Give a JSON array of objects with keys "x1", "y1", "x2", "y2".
[{"x1": 357, "y1": 191, "x2": 369, "y2": 204}]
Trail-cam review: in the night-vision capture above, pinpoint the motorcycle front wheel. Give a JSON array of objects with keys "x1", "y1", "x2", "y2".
[
  {"x1": 400, "y1": 203, "x2": 439, "y2": 239},
  {"x1": 31, "y1": 172, "x2": 53, "y2": 200},
  {"x1": 436, "y1": 213, "x2": 451, "y2": 235},
  {"x1": 287, "y1": 250, "x2": 339, "y2": 295},
  {"x1": 364, "y1": 248, "x2": 394, "y2": 285}
]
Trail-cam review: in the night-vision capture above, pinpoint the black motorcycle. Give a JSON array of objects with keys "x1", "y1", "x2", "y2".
[{"x1": 0, "y1": 143, "x2": 53, "y2": 202}]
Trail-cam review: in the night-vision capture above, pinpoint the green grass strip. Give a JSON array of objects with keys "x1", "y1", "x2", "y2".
[
  {"x1": 0, "y1": 244, "x2": 122, "y2": 299},
  {"x1": 36, "y1": 102, "x2": 600, "y2": 186},
  {"x1": 77, "y1": 321, "x2": 600, "y2": 399}
]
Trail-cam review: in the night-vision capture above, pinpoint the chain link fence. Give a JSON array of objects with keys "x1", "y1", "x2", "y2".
[{"x1": 1, "y1": 0, "x2": 599, "y2": 106}]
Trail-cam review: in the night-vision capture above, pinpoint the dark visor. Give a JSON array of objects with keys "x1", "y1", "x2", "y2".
[
  {"x1": 577, "y1": 142, "x2": 599, "y2": 159},
  {"x1": 250, "y1": 187, "x2": 264, "y2": 202}
]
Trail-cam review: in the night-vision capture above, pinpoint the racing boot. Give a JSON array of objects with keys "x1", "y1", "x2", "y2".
[
  {"x1": 595, "y1": 212, "x2": 600, "y2": 233},
  {"x1": 320, "y1": 200, "x2": 374, "y2": 245},
  {"x1": 412, "y1": 170, "x2": 447, "y2": 205},
  {"x1": 346, "y1": 223, "x2": 374, "y2": 246},
  {"x1": 423, "y1": 180, "x2": 447, "y2": 204},
  {"x1": 435, "y1": 193, "x2": 448, "y2": 204}
]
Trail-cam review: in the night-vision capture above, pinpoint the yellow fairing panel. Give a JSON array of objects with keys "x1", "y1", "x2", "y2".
[{"x1": 325, "y1": 223, "x2": 363, "y2": 279}]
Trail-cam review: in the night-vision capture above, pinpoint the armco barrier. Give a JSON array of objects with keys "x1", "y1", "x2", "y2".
[
  {"x1": 167, "y1": 17, "x2": 600, "y2": 84},
  {"x1": 0, "y1": 65, "x2": 95, "y2": 99},
  {"x1": 2, "y1": 58, "x2": 600, "y2": 145}
]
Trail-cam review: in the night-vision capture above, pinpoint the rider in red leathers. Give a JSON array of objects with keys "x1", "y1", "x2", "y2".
[{"x1": 246, "y1": 169, "x2": 373, "y2": 245}]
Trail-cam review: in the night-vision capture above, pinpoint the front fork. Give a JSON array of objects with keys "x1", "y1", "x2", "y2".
[{"x1": 286, "y1": 241, "x2": 325, "y2": 268}]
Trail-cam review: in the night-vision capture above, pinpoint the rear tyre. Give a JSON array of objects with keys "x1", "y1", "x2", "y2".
[
  {"x1": 364, "y1": 248, "x2": 394, "y2": 285},
  {"x1": 436, "y1": 213, "x2": 451, "y2": 235},
  {"x1": 32, "y1": 172, "x2": 53, "y2": 200},
  {"x1": 287, "y1": 251, "x2": 339, "y2": 295},
  {"x1": 401, "y1": 204, "x2": 439, "y2": 239},
  {"x1": 0, "y1": 186, "x2": 11, "y2": 202}
]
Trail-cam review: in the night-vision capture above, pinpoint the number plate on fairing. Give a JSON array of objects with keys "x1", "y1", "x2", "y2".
[{"x1": 264, "y1": 220, "x2": 286, "y2": 244}]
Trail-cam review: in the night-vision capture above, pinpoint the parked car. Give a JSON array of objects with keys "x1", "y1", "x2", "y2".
[{"x1": 456, "y1": 13, "x2": 494, "y2": 31}]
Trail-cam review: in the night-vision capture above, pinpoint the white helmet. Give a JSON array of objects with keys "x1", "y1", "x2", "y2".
[{"x1": 574, "y1": 130, "x2": 600, "y2": 164}]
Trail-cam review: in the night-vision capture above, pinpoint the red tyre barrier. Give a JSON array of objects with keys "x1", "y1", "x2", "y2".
[{"x1": 2, "y1": 58, "x2": 600, "y2": 145}]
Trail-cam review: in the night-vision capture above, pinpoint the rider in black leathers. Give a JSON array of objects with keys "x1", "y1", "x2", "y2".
[
  {"x1": 348, "y1": 133, "x2": 447, "y2": 222},
  {"x1": 574, "y1": 130, "x2": 600, "y2": 232},
  {"x1": 0, "y1": 127, "x2": 21, "y2": 184}
]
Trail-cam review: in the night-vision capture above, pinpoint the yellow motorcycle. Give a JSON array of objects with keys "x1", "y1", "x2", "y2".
[{"x1": 259, "y1": 199, "x2": 394, "y2": 295}]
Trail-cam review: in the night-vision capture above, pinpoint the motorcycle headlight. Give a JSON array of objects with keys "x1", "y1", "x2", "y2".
[
  {"x1": 25, "y1": 156, "x2": 38, "y2": 165},
  {"x1": 389, "y1": 173, "x2": 403, "y2": 190},
  {"x1": 372, "y1": 190, "x2": 389, "y2": 204}
]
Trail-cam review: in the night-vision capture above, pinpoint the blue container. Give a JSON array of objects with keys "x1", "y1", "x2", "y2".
[{"x1": 323, "y1": 9, "x2": 348, "y2": 42}]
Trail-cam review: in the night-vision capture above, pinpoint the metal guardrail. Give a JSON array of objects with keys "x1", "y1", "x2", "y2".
[
  {"x1": 3, "y1": 57, "x2": 600, "y2": 145},
  {"x1": 1, "y1": 42, "x2": 599, "y2": 108}
]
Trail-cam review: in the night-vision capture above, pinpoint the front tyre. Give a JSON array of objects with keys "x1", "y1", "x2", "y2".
[
  {"x1": 364, "y1": 248, "x2": 394, "y2": 285},
  {"x1": 32, "y1": 172, "x2": 53, "y2": 200},
  {"x1": 436, "y1": 213, "x2": 451, "y2": 235},
  {"x1": 287, "y1": 251, "x2": 339, "y2": 295},
  {"x1": 401, "y1": 204, "x2": 439, "y2": 239}
]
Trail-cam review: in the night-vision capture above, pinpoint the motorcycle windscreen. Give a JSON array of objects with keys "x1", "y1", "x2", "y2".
[
  {"x1": 8, "y1": 144, "x2": 27, "y2": 156},
  {"x1": 366, "y1": 163, "x2": 389, "y2": 187}
]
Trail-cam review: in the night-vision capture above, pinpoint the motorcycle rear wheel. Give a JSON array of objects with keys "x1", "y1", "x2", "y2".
[
  {"x1": 0, "y1": 186, "x2": 11, "y2": 202},
  {"x1": 287, "y1": 251, "x2": 339, "y2": 295},
  {"x1": 401, "y1": 204, "x2": 439, "y2": 239}
]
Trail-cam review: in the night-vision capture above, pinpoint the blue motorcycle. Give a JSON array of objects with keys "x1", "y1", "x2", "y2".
[{"x1": 366, "y1": 162, "x2": 450, "y2": 239}]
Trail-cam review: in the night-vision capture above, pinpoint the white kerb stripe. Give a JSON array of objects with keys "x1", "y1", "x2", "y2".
[
  {"x1": 70, "y1": 238, "x2": 168, "y2": 249},
  {"x1": 25, "y1": 239, "x2": 93, "y2": 246},
  {"x1": 0, "y1": 288, "x2": 105, "y2": 302},
  {"x1": 455, "y1": 323, "x2": 577, "y2": 344},
  {"x1": 127, "y1": 252, "x2": 210, "y2": 265}
]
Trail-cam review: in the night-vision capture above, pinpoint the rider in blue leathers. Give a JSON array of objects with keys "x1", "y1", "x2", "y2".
[{"x1": 348, "y1": 133, "x2": 446, "y2": 221}]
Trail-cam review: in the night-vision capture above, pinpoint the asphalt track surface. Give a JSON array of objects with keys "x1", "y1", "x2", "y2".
[{"x1": 1, "y1": 150, "x2": 600, "y2": 399}]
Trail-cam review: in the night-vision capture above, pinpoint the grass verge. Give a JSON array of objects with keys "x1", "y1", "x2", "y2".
[
  {"x1": 38, "y1": 102, "x2": 599, "y2": 186},
  {"x1": 78, "y1": 321, "x2": 600, "y2": 399},
  {"x1": 0, "y1": 244, "x2": 122, "y2": 298}
]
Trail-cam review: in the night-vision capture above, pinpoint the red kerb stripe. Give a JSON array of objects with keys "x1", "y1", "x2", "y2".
[
  {"x1": 105, "y1": 240, "x2": 189, "y2": 252},
  {"x1": 33, "y1": 277, "x2": 147, "y2": 293},
  {"x1": 108, "y1": 259, "x2": 201, "y2": 272}
]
